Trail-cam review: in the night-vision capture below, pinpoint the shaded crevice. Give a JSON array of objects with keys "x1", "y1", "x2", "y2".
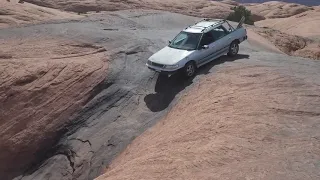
[
  {"x1": 103, "y1": 28, "x2": 119, "y2": 31},
  {"x1": 92, "y1": 90, "x2": 132, "y2": 120},
  {"x1": 13, "y1": 74, "x2": 38, "y2": 86},
  {"x1": 56, "y1": 148, "x2": 78, "y2": 173},
  {"x1": 270, "y1": 107, "x2": 320, "y2": 117},
  {"x1": 70, "y1": 138, "x2": 92, "y2": 147},
  {"x1": 107, "y1": 143, "x2": 115, "y2": 147},
  {"x1": 82, "y1": 81, "x2": 114, "y2": 106}
]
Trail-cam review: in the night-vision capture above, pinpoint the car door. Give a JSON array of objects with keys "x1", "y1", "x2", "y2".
[
  {"x1": 194, "y1": 30, "x2": 218, "y2": 65},
  {"x1": 210, "y1": 26, "x2": 231, "y2": 56}
]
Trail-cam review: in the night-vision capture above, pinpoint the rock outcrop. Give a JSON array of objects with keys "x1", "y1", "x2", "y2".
[
  {"x1": 97, "y1": 60, "x2": 320, "y2": 180},
  {"x1": 0, "y1": 0, "x2": 80, "y2": 28},
  {"x1": 246, "y1": 1, "x2": 313, "y2": 19},
  {"x1": 256, "y1": 8, "x2": 320, "y2": 38},
  {"x1": 0, "y1": 37, "x2": 108, "y2": 180},
  {"x1": 251, "y1": 27, "x2": 320, "y2": 60}
]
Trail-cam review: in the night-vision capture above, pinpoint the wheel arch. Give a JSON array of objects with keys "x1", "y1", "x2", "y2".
[
  {"x1": 184, "y1": 60, "x2": 197, "y2": 68},
  {"x1": 232, "y1": 39, "x2": 240, "y2": 45}
]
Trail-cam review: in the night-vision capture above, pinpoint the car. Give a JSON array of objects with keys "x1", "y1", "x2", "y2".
[{"x1": 146, "y1": 17, "x2": 248, "y2": 77}]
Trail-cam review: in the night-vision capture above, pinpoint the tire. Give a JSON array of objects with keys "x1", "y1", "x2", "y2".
[
  {"x1": 227, "y1": 41, "x2": 239, "y2": 57},
  {"x1": 183, "y1": 61, "x2": 196, "y2": 77}
]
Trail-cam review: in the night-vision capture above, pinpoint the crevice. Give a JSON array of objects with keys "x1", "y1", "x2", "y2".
[
  {"x1": 70, "y1": 138, "x2": 92, "y2": 147},
  {"x1": 270, "y1": 107, "x2": 320, "y2": 117},
  {"x1": 107, "y1": 143, "x2": 115, "y2": 147},
  {"x1": 69, "y1": 43, "x2": 100, "y2": 49},
  {"x1": 82, "y1": 81, "x2": 114, "y2": 106},
  {"x1": 125, "y1": 50, "x2": 140, "y2": 55},
  {"x1": 56, "y1": 147, "x2": 78, "y2": 173},
  {"x1": 13, "y1": 74, "x2": 38, "y2": 86},
  {"x1": 103, "y1": 28, "x2": 119, "y2": 31}
]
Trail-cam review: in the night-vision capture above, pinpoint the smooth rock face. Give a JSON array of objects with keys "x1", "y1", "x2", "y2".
[
  {"x1": 250, "y1": 27, "x2": 320, "y2": 60},
  {"x1": 0, "y1": 37, "x2": 108, "y2": 180},
  {"x1": 1, "y1": 1, "x2": 320, "y2": 180},
  {"x1": 97, "y1": 47, "x2": 320, "y2": 180},
  {"x1": 0, "y1": 11, "x2": 201, "y2": 180},
  {"x1": 236, "y1": 0, "x2": 320, "y2": 6},
  {"x1": 0, "y1": 0, "x2": 80, "y2": 28},
  {"x1": 256, "y1": 8, "x2": 320, "y2": 38}
]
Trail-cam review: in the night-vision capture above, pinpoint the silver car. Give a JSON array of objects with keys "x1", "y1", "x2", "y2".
[{"x1": 146, "y1": 17, "x2": 247, "y2": 77}]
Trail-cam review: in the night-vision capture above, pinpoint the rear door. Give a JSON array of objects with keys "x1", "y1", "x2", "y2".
[
  {"x1": 194, "y1": 31, "x2": 216, "y2": 65},
  {"x1": 210, "y1": 26, "x2": 231, "y2": 56}
]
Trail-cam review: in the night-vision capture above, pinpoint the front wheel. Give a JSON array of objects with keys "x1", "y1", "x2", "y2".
[
  {"x1": 227, "y1": 41, "x2": 239, "y2": 57},
  {"x1": 183, "y1": 61, "x2": 196, "y2": 77}
]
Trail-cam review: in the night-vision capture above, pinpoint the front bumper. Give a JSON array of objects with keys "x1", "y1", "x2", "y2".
[{"x1": 146, "y1": 63, "x2": 180, "y2": 75}]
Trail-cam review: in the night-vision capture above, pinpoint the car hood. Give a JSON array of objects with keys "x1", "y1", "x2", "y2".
[{"x1": 149, "y1": 46, "x2": 194, "y2": 65}]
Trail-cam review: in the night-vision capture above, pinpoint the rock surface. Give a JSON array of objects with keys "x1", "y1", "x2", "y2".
[
  {"x1": 0, "y1": 37, "x2": 108, "y2": 180},
  {"x1": 246, "y1": 1, "x2": 313, "y2": 19},
  {"x1": 0, "y1": 0, "x2": 80, "y2": 28},
  {"x1": 1, "y1": 1, "x2": 320, "y2": 180},
  {"x1": 256, "y1": 8, "x2": 320, "y2": 39},
  {"x1": 97, "y1": 49, "x2": 320, "y2": 180},
  {"x1": 251, "y1": 27, "x2": 320, "y2": 60},
  {"x1": 1, "y1": 10, "x2": 202, "y2": 180}
]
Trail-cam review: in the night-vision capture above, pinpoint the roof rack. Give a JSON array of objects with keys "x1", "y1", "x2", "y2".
[
  {"x1": 184, "y1": 18, "x2": 227, "y2": 32},
  {"x1": 200, "y1": 19, "x2": 226, "y2": 32}
]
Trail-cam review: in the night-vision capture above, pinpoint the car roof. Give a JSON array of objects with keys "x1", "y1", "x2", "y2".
[{"x1": 183, "y1": 19, "x2": 225, "y2": 33}]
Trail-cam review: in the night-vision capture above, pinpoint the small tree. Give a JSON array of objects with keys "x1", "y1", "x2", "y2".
[{"x1": 227, "y1": 5, "x2": 254, "y2": 25}]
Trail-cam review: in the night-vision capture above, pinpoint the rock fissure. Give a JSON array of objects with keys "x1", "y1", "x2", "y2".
[{"x1": 70, "y1": 138, "x2": 92, "y2": 147}]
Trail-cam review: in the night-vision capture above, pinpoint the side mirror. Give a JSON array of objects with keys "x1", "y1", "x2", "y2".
[
  {"x1": 202, "y1": 45, "x2": 209, "y2": 49},
  {"x1": 168, "y1": 40, "x2": 171, "y2": 44}
]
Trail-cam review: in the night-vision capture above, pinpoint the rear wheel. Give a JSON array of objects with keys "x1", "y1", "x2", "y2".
[
  {"x1": 183, "y1": 61, "x2": 196, "y2": 77},
  {"x1": 227, "y1": 41, "x2": 239, "y2": 57}
]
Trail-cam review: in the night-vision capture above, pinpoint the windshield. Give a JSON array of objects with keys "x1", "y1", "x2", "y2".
[{"x1": 169, "y1": 31, "x2": 202, "y2": 50}]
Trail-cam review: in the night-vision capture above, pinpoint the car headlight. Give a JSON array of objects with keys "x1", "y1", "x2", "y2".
[{"x1": 165, "y1": 64, "x2": 179, "y2": 69}]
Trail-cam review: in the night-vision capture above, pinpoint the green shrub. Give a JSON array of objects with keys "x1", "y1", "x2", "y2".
[{"x1": 227, "y1": 5, "x2": 254, "y2": 25}]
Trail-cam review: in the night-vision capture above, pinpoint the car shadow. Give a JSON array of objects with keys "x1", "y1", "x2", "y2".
[{"x1": 144, "y1": 54, "x2": 249, "y2": 112}]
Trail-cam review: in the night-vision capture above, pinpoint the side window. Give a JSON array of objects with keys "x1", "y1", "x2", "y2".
[
  {"x1": 222, "y1": 22, "x2": 234, "y2": 33},
  {"x1": 199, "y1": 31, "x2": 215, "y2": 47},
  {"x1": 211, "y1": 26, "x2": 228, "y2": 41}
]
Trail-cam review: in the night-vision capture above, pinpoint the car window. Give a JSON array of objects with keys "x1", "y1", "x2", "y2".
[
  {"x1": 222, "y1": 22, "x2": 234, "y2": 33},
  {"x1": 174, "y1": 33, "x2": 187, "y2": 44},
  {"x1": 211, "y1": 26, "x2": 228, "y2": 40},
  {"x1": 199, "y1": 31, "x2": 215, "y2": 46},
  {"x1": 169, "y1": 31, "x2": 202, "y2": 50}
]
